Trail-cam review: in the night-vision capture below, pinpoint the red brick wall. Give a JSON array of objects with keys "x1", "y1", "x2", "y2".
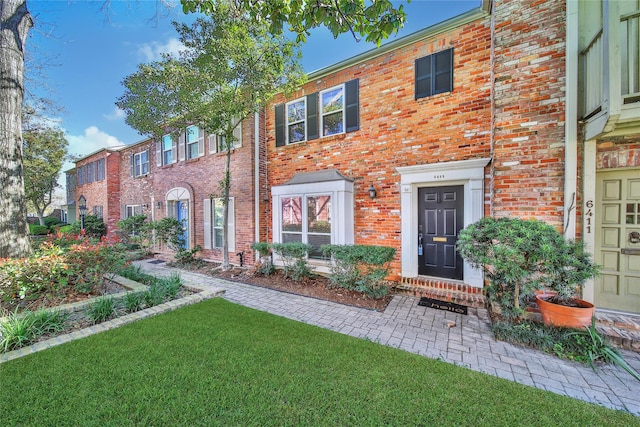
[
  {"x1": 75, "y1": 150, "x2": 121, "y2": 237},
  {"x1": 596, "y1": 134, "x2": 640, "y2": 169},
  {"x1": 491, "y1": 0, "x2": 567, "y2": 226},
  {"x1": 151, "y1": 119, "x2": 258, "y2": 264},
  {"x1": 264, "y1": 17, "x2": 493, "y2": 276},
  {"x1": 119, "y1": 140, "x2": 155, "y2": 221}
]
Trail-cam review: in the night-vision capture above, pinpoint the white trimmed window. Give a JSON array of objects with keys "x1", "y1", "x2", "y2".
[
  {"x1": 209, "y1": 120, "x2": 243, "y2": 153},
  {"x1": 186, "y1": 125, "x2": 205, "y2": 160},
  {"x1": 132, "y1": 150, "x2": 149, "y2": 177},
  {"x1": 286, "y1": 98, "x2": 306, "y2": 144},
  {"x1": 161, "y1": 134, "x2": 175, "y2": 165},
  {"x1": 203, "y1": 197, "x2": 235, "y2": 252},
  {"x1": 272, "y1": 170, "x2": 354, "y2": 265},
  {"x1": 320, "y1": 84, "x2": 345, "y2": 137},
  {"x1": 125, "y1": 205, "x2": 140, "y2": 218},
  {"x1": 281, "y1": 195, "x2": 332, "y2": 259}
]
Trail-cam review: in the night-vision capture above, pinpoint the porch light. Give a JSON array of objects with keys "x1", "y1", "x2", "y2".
[{"x1": 368, "y1": 184, "x2": 377, "y2": 199}]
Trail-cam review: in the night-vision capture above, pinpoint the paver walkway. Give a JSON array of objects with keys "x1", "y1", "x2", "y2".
[{"x1": 134, "y1": 259, "x2": 640, "y2": 417}]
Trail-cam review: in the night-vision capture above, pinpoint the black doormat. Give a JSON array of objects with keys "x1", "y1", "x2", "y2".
[
  {"x1": 418, "y1": 297, "x2": 468, "y2": 315},
  {"x1": 148, "y1": 260, "x2": 166, "y2": 265}
]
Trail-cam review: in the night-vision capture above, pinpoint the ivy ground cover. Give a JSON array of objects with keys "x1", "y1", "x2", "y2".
[{"x1": 1, "y1": 299, "x2": 636, "y2": 426}]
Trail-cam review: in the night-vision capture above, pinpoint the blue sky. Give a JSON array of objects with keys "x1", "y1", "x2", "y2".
[{"x1": 26, "y1": 0, "x2": 480, "y2": 162}]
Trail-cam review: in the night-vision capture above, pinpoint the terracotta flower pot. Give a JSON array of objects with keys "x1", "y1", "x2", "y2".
[{"x1": 535, "y1": 294, "x2": 595, "y2": 329}]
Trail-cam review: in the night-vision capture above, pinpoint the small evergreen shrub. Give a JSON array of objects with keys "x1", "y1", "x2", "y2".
[
  {"x1": 29, "y1": 224, "x2": 48, "y2": 235},
  {"x1": 271, "y1": 242, "x2": 313, "y2": 281},
  {"x1": 251, "y1": 242, "x2": 275, "y2": 275},
  {"x1": 321, "y1": 245, "x2": 396, "y2": 299},
  {"x1": 70, "y1": 215, "x2": 107, "y2": 239}
]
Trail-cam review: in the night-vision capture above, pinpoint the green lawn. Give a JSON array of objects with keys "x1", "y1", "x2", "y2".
[{"x1": 1, "y1": 298, "x2": 636, "y2": 426}]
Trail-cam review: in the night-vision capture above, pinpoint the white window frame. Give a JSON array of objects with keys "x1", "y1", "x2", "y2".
[
  {"x1": 209, "y1": 119, "x2": 243, "y2": 153},
  {"x1": 125, "y1": 205, "x2": 140, "y2": 218},
  {"x1": 203, "y1": 197, "x2": 235, "y2": 252},
  {"x1": 133, "y1": 151, "x2": 149, "y2": 177},
  {"x1": 162, "y1": 134, "x2": 175, "y2": 165},
  {"x1": 285, "y1": 97, "x2": 307, "y2": 144},
  {"x1": 272, "y1": 178, "x2": 354, "y2": 272},
  {"x1": 186, "y1": 125, "x2": 205, "y2": 160},
  {"x1": 320, "y1": 84, "x2": 345, "y2": 137},
  {"x1": 279, "y1": 194, "x2": 332, "y2": 259}
]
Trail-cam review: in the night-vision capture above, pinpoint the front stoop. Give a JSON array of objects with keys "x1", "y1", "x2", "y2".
[
  {"x1": 395, "y1": 277, "x2": 486, "y2": 309},
  {"x1": 595, "y1": 311, "x2": 640, "y2": 353}
]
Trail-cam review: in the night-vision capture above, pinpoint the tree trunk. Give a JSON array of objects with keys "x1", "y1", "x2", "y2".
[
  {"x1": 221, "y1": 139, "x2": 231, "y2": 270},
  {"x1": 0, "y1": 0, "x2": 33, "y2": 257}
]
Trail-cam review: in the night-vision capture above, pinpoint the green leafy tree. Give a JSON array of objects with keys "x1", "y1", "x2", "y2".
[
  {"x1": 117, "y1": 5, "x2": 305, "y2": 269},
  {"x1": 181, "y1": 0, "x2": 408, "y2": 44},
  {"x1": 22, "y1": 126, "x2": 68, "y2": 226}
]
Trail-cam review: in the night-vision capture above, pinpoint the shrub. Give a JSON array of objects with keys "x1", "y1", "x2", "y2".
[
  {"x1": 69, "y1": 215, "x2": 107, "y2": 239},
  {"x1": 86, "y1": 296, "x2": 116, "y2": 324},
  {"x1": 271, "y1": 242, "x2": 313, "y2": 281},
  {"x1": 64, "y1": 239, "x2": 128, "y2": 293},
  {"x1": 28, "y1": 224, "x2": 48, "y2": 235},
  {"x1": 457, "y1": 217, "x2": 598, "y2": 320},
  {"x1": 0, "y1": 249, "x2": 69, "y2": 302},
  {"x1": 321, "y1": 245, "x2": 396, "y2": 299},
  {"x1": 174, "y1": 246, "x2": 205, "y2": 268},
  {"x1": 251, "y1": 242, "x2": 275, "y2": 275},
  {"x1": 116, "y1": 214, "x2": 151, "y2": 249},
  {"x1": 149, "y1": 217, "x2": 186, "y2": 251},
  {"x1": 44, "y1": 217, "x2": 63, "y2": 232}
]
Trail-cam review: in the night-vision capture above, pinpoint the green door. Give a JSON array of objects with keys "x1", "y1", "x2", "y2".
[{"x1": 595, "y1": 169, "x2": 640, "y2": 313}]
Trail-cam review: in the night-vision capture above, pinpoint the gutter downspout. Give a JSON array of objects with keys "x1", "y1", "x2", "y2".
[
  {"x1": 564, "y1": 0, "x2": 579, "y2": 239},
  {"x1": 254, "y1": 112, "x2": 260, "y2": 262}
]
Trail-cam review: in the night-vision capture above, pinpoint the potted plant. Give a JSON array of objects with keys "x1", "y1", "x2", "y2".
[
  {"x1": 457, "y1": 217, "x2": 598, "y2": 326},
  {"x1": 535, "y1": 239, "x2": 599, "y2": 328}
]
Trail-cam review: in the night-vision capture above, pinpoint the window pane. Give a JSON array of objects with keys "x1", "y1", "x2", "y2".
[
  {"x1": 287, "y1": 100, "x2": 305, "y2": 123},
  {"x1": 282, "y1": 233, "x2": 302, "y2": 244},
  {"x1": 188, "y1": 143, "x2": 199, "y2": 159},
  {"x1": 213, "y1": 200, "x2": 224, "y2": 227},
  {"x1": 307, "y1": 195, "x2": 331, "y2": 233},
  {"x1": 288, "y1": 123, "x2": 305, "y2": 143},
  {"x1": 187, "y1": 126, "x2": 199, "y2": 143},
  {"x1": 323, "y1": 112, "x2": 343, "y2": 136},
  {"x1": 163, "y1": 135, "x2": 173, "y2": 150},
  {"x1": 322, "y1": 87, "x2": 343, "y2": 113},
  {"x1": 308, "y1": 234, "x2": 331, "y2": 259},
  {"x1": 282, "y1": 197, "x2": 302, "y2": 232},
  {"x1": 214, "y1": 229, "x2": 223, "y2": 248}
]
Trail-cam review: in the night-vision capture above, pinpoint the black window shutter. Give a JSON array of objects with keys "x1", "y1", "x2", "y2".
[
  {"x1": 415, "y1": 48, "x2": 453, "y2": 100},
  {"x1": 415, "y1": 56, "x2": 432, "y2": 99},
  {"x1": 275, "y1": 104, "x2": 285, "y2": 147},
  {"x1": 306, "y1": 93, "x2": 318, "y2": 140},
  {"x1": 345, "y1": 79, "x2": 359, "y2": 133},
  {"x1": 434, "y1": 48, "x2": 453, "y2": 95}
]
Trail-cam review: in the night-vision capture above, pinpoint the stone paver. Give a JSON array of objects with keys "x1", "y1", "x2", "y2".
[{"x1": 3, "y1": 258, "x2": 639, "y2": 417}]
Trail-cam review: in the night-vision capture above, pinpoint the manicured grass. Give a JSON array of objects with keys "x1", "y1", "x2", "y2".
[{"x1": 0, "y1": 299, "x2": 636, "y2": 426}]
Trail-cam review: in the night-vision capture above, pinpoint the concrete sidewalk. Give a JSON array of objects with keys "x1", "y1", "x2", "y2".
[{"x1": 135, "y1": 259, "x2": 640, "y2": 417}]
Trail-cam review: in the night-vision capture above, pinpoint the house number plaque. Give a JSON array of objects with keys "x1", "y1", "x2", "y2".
[{"x1": 585, "y1": 200, "x2": 594, "y2": 234}]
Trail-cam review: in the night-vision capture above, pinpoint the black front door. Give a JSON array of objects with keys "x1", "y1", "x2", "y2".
[{"x1": 418, "y1": 186, "x2": 464, "y2": 280}]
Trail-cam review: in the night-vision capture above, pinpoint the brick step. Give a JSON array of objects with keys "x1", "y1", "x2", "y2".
[
  {"x1": 395, "y1": 277, "x2": 486, "y2": 309},
  {"x1": 595, "y1": 324, "x2": 640, "y2": 353}
]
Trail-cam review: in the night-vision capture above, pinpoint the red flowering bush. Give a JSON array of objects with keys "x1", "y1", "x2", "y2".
[{"x1": 0, "y1": 237, "x2": 128, "y2": 305}]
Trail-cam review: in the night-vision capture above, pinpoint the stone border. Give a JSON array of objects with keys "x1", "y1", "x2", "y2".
[{"x1": 0, "y1": 275, "x2": 225, "y2": 363}]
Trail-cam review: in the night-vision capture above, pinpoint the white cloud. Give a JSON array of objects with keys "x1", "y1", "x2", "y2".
[
  {"x1": 66, "y1": 126, "x2": 125, "y2": 160},
  {"x1": 137, "y1": 37, "x2": 185, "y2": 62},
  {"x1": 104, "y1": 107, "x2": 125, "y2": 121}
]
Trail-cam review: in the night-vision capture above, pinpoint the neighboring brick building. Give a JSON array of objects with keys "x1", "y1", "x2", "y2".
[{"x1": 74, "y1": 148, "x2": 123, "y2": 236}]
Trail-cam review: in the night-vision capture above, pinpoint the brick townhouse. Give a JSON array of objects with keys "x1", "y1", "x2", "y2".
[
  {"x1": 73, "y1": 115, "x2": 262, "y2": 264},
  {"x1": 70, "y1": 0, "x2": 640, "y2": 314}
]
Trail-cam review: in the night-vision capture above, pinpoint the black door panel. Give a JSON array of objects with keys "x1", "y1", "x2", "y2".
[{"x1": 418, "y1": 186, "x2": 464, "y2": 279}]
